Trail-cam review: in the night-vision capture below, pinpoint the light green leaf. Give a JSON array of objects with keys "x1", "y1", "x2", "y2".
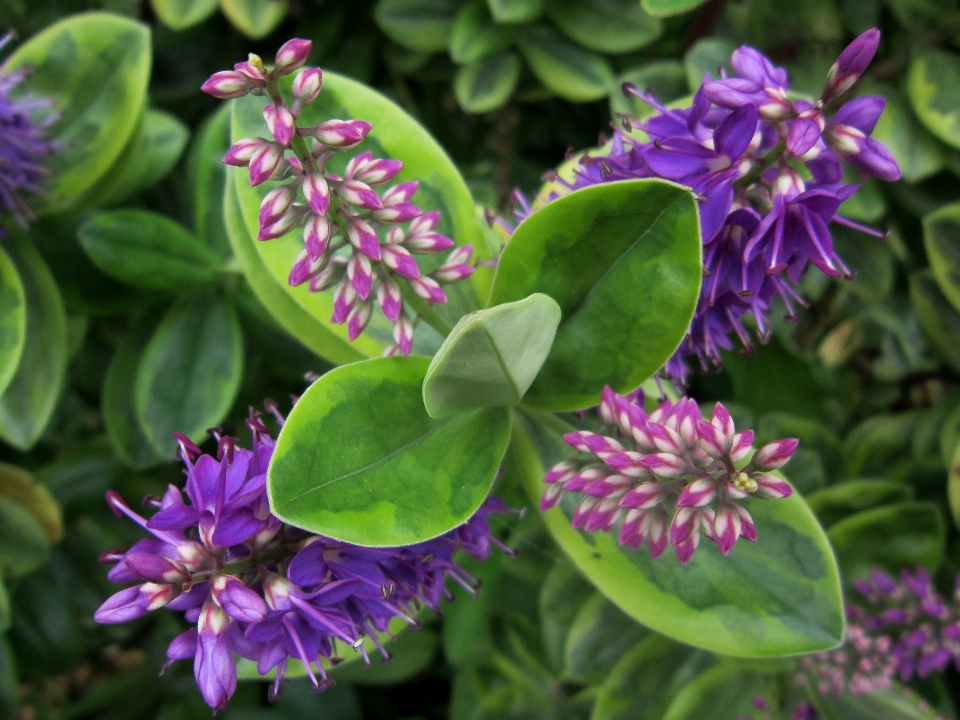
[
  {"x1": 806, "y1": 479, "x2": 912, "y2": 528},
  {"x1": 134, "y1": 293, "x2": 244, "y2": 456},
  {"x1": 78, "y1": 210, "x2": 220, "y2": 290},
  {"x1": 512, "y1": 410, "x2": 845, "y2": 656},
  {"x1": 642, "y1": 0, "x2": 709, "y2": 18},
  {"x1": 0, "y1": 246, "x2": 26, "y2": 399},
  {"x1": 908, "y1": 49, "x2": 960, "y2": 150},
  {"x1": 683, "y1": 38, "x2": 737, "y2": 90},
  {"x1": 374, "y1": 0, "x2": 458, "y2": 52},
  {"x1": 87, "y1": 109, "x2": 189, "y2": 207},
  {"x1": 486, "y1": 0, "x2": 546, "y2": 22},
  {"x1": 0, "y1": 495, "x2": 50, "y2": 578},
  {"x1": 219, "y1": 0, "x2": 288, "y2": 39},
  {"x1": 923, "y1": 202, "x2": 960, "y2": 313},
  {"x1": 230, "y1": 71, "x2": 490, "y2": 358},
  {"x1": 0, "y1": 234, "x2": 68, "y2": 451},
  {"x1": 3, "y1": 12, "x2": 151, "y2": 212},
  {"x1": 489, "y1": 179, "x2": 701, "y2": 411},
  {"x1": 871, "y1": 89, "x2": 946, "y2": 183},
  {"x1": 423, "y1": 293, "x2": 561, "y2": 418},
  {"x1": 827, "y1": 502, "x2": 944, "y2": 582},
  {"x1": 189, "y1": 106, "x2": 234, "y2": 261},
  {"x1": 812, "y1": 685, "x2": 943, "y2": 720},
  {"x1": 454, "y1": 52, "x2": 522, "y2": 113},
  {"x1": 450, "y1": 0, "x2": 517, "y2": 63},
  {"x1": 102, "y1": 322, "x2": 166, "y2": 470},
  {"x1": 911, "y1": 269, "x2": 960, "y2": 372},
  {"x1": 611, "y1": 61, "x2": 687, "y2": 119},
  {"x1": 150, "y1": 0, "x2": 219, "y2": 29},
  {"x1": 662, "y1": 664, "x2": 778, "y2": 720},
  {"x1": 518, "y1": 26, "x2": 615, "y2": 102},
  {"x1": 268, "y1": 357, "x2": 511, "y2": 546},
  {"x1": 547, "y1": 0, "x2": 662, "y2": 54}
]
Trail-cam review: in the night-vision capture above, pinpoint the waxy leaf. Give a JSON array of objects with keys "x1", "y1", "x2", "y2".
[
  {"x1": 0, "y1": 463, "x2": 63, "y2": 543},
  {"x1": 88, "y1": 109, "x2": 189, "y2": 207},
  {"x1": 486, "y1": 0, "x2": 546, "y2": 22},
  {"x1": 661, "y1": 665, "x2": 778, "y2": 720},
  {"x1": 806, "y1": 479, "x2": 912, "y2": 528},
  {"x1": 0, "y1": 234, "x2": 68, "y2": 451},
  {"x1": 268, "y1": 357, "x2": 511, "y2": 546},
  {"x1": 923, "y1": 202, "x2": 960, "y2": 314},
  {"x1": 950, "y1": 441, "x2": 960, "y2": 531},
  {"x1": 547, "y1": 0, "x2": 662, "y2": 54},
  {"x1": 518, "y1": 26, "x2": 615, "y2": 102},
  {"x1": 563, "y1": 593, "x2": 645, "y2": 682},
  {"x1": 512, "y1": 410, "x2": 845, "y2": 656},
  {"x1": 827, "y1": 502, "x2": 944, "y2": 582},
  {"x1": 135, "y1": 293, "x2": 244, "y2": 456},
  {"x1": 189, "y1": 106, "x2": 234, "y2": 261},
  {"x1": 150, "y1": 0, "x2": 219, "y2": 30},
  {"x1": 3, "y1": 13, "x2": 151, "y2": 212},
  {"x1": 231, "y1": 71, "x2": 490, "y2": 357},
  {"x1": 811, "y1": 685, "x2": 943, "y2": 720},
  {"x1": 490, "y1": 180, "x2": 701, "y2": 411},
  {"x1": 450, "y1": 1, "x2": 516, "y2": 63},
  {"x1": 423, "y1": 293, "x2": 561, "y2": 418},
  {"x1": 0, "y1": 495, "x2": 50, "y2": 578},
  {"x1": 642, "y1": 0, "x2": 709, "y2": 18},
  {"x1": 454, "y1": 52, "x2": 522, "y2": 113},
  {"x1": 0, "y1": 246, "x2": 26, "y2": 399},
  {"x1": 539, "y1": 561, "x2": 596, "y2": 673},
  {"x1": 219, "y1": 0, "x2": 289, "y2": 39},
  {"x1": 910, "y1": 269, "x2": 960, "y2": 372},
  {"x1": 375, "y1": 0, "x2": 459, "y2": 52},
  {"x1": 908, "y1": 49, "x2": 960, "y2": 150},
  {"x1": 871, "y1": 89, "x2": 946, "y2": 183},
  {"x1": 79, "y1": 210, "x2": 220, "y2": 290}
]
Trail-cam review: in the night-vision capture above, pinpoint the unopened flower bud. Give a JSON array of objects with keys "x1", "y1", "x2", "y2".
[
  {"x1": 272, "y1": 38, "x2": 312, "y2": 78},
  {"x1": 823, "y1": 28, "x2": 880, "y2": 103},
  {"x1": 264, "y1": 104, "x2": 295, "y2": 147}
]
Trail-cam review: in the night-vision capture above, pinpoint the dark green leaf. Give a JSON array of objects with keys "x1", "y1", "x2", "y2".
[
  {"x1": 911, "y1": 269, "x2": 960, "y2": 372},
  {"x1": 450, "y1": 0, "x2": 516, "y2": 63},
  {"x1": 268, "y1": 357, "x2": 511, "y2": 546},
  {"x1": 807, "y1": 480, "x2": 912, "y2": 528},
  {"x1": 230, "y1": 71, "x2": 491, "y2": 358},
  {"x1": 871, "y1": 88, "x2": 946, "y2": 183},
  {"x1": 611, "y1": 61, "x2": 688, "y2": 119},
  {"x1": 423, "y1": 293, "x2": 561, "y2": 418},
  {"x1": 827, "y1": 503, "x2": 944, "y2": 582},
  {"x1": 661, "y1": 664, "x2": 778, "y2": 720},
  {"x1": 923, "y1": 202, "x2": 960, "y2": 313},
  {"x1": 563, "y1": 593, "x2": 645, "y2": 682},
  {"x1": 333, "y1": 629, "x2": 438, "y2": 685},
  {"x1": 489, "y1": 179, "x2": 701, "y2": 411},
  {"x1": 486, "y1": 0, "x2": 546, "y2": 22},
  {"x1": 512, "y1": 410, "x2": 845, "y2": 656},
  {"x1": 518, "y1": 26, "x2": 615, "y2": 102},
  {"x1": 375, "y1": 0, "x2": 458, "y2": 51},
  {"x1": 0, "y1": 463, "x2": 63, "y2": 543},
  {"x1": 189, "y1": 106, "x2": 234, "y2": 261},
  {"x1": 642, "y1": 0, "x2": 709, "y2": 18},
  {"x1": 219, "y1": 0, "x2": 289, "y2": 39},
  {"x1": 547, "y1": 0, "x2": 662, "y2": 54},
  {"x1": 832, "y1": 225, "x2": 894, "y2": 302},
  {"x1": 942, "y1": 403, "x2": 960, "y2": 468},
  {"x1": 0, "y1": 636, "x2": 16, "y2": 712},
  {"x1": 539, "y1": 560, "x2": 595, "y2": 673},
  {"x1": 444, "y1": 553, "x2": 502, "y2": 666},
  {"x1": 0, "y1": 580, "x2": 8, "y2": 634},
  {"x1": 454, "y1": 52, "x2": 522, "y2": 113},
  {"x1": 0, "y1": 233, "x2": 68, "y2": 451},
  {"x1": 3, "y1": 13, "x2": 151, "y2": 212},
  {"x1": 150, "y1": 0, "x2": 219, "y2": 29},
  {"x1": 78, "y1": 210, "x2": 219, "y2": 290},
  {"x1": 683, "y1": 38, "x2": 737, "y2": 90},
  {"x1": 87, "y1": 109, "x2": 189, "y2": 207},
  {"x1": 950, "y1": 441, "x2": 960, "y2": 531},
  {"x1": 722, "y1": 339, "x2": 821, "y2": 418},
  {"x1": 0, "y1": 495, "x2": 50, "y2": 578},
  {"x1": 134, "y1": 293, "x2": 244, "y2": 456},
  {"x1": 842, "y1": 412, "x2": 922, "y2": 477},
  {"x1": 908, "y1": 49, "x2": 960, "y2": 151},
  {"x1": 0, "y1": 245, "x2": 26, "y2": 399},
  {"x1": 102, "y1": 322, "x2": 165, "y2": 470}
]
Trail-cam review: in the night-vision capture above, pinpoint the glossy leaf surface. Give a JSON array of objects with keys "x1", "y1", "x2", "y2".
[
  {"x1": 0, "y1": 235, "x2": 68, "y2": 451},
  {"x1": 490, "y1": 180, "x2": 701, "y2": 411},
  {"x1": 3, "y1": 13, "x2": 151, "y2": 212},
  {"x1": 0, "y1": 246, "x2": 26, "y2": 399},
  {"x1": 923, "y1": 202, "x2": 960, "y2": 314},
  {"x1": 134, "y1": 294, "x2": 244, "y2": 456},
  {"x1": 547, "y1": 0, "x2": 662, "y2": 54},
  {"x1": 79, "y1": 210, "x2": 220, "y2": 290},
  {"x1": 518, "y1": 26, "x2": 614, "y2": 102},
  {"x1": 908, "y1": 49, "x2": 960, "y2": 150},
  {"x1": 423, "y1": 293, "x2": 561, "y2": 418},
  {"x1": 811, "y1": 685, "x2": 942, "y2": 720},
  {"x1": 910, "y1": 269, "x2": 960, "y2": 372},
  {"x1": 150, "y1": 0, "x2": 219, "y2": 29},
  {"x1": 0, "y1": 495, "x2": 50, "y2": 578},
  {"x1": 189, "y1": 106, "x2": 234, "y2": 261},
  {"x1": 219, "y1": 0, "x2": 288, "y2": 39},
  {"x1": 512, "y1": 410, "x2": 845, "y2": 656},
  {"x1": 450, "y1": 1, "x2": 516, "y2": 63},
  {"x1": 269, "y1": 357, "x2": 511, "y2": 546},
  {"x1": 661, "y1": 664, "x2": 777, "y2": 720},
  {"x1": 486, "y1": 0, "x2": 546, "y2": 22},
  {"x1": 871, "y1": 89, "x2": 946, "y2": 183},
  {"x1": 0, "y1": 463, "x2": 63, "y2": 543},
  {"x1": 375, "y1": 0, "x2": 458, "y2": 51},
  {"x1": 806, "y1": 479, "x2": 912, "y2": 528},
  {"x1": 641, "y1": 0, "x2": 710, "y2": 18},
  {"x1": 454, "y1": 52, "x2": 521, "y2": 113}
]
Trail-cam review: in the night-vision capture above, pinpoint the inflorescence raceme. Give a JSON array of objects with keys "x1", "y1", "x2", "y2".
[
  {"x1": 541, "y1": 387, "x2": 796, "y2": 565},
  {"x1": 94, "y1": 409, "x2": 512, "y2": 711},
  {"x1": 498, "y1": 29, "x2": 901, "y2": 383},
  {"x1": 202, "y1": 39, "x2": 475, "y2": 355}
]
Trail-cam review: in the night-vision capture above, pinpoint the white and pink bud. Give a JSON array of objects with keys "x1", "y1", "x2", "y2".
[
  {"x1": 713, "y1": 504, "x2": 743, "y2": 556},
  {"x1": 404, "y1": 229, "x2": 454, "y2": 253},
  {"x1": 303, "y1": 214, "x2": 331, "y2": 260},
  {"x1": 377, "y1": 277, "x2": 403, "y2": 322},
  {"x1": 599, "y1": 386, "x2": 617, "y2": 425},
  {"x1": 543, "y1": 460, "x2": 578, "y2": 485},
  {"x1": 264, "y1": 104, "x2": 295, "y2": 147},
  {"x1": 309, "y1": 256, "x2": 347, "y2": 292},
  {"x1": 272, "y1": 38, "x2": 312, "y2": 78},
  {"x1": 314, "y1": 119, "x2": 372, "y2": 148},
  {"x1": 258, "y1": 185, "x2": 296, "y2": 228},
  {"x1": 223, "y1": 137, "x2": 264, "y2": 167},
  {"x1": 729, "y1": 430, "x2": 755, "y2": 462},
  {"x1": 343, "y1": 215, "x2": 382, "y2": 260},
  {"x1": 583, "y1": 497, "x2": 621, "y2": 533},
  {"x1": 258, "y1": 206, "x2": 301, "y2": 240},
  {"x1": 563, "y1": 431, "x2": 625, "y2": 456},
  {"x1": 303, "y1": 173, "x2": 330, "y2": 216},
  {"x1": 288, "y1": 249, "x2": 325, "y2": 286},
  {"x1": 676, "y1": 478, "x2": 717, "y2": 508},
  {"x1": 649, "y1": 423, "x2": 683, "y2": 455},
  {"x1": 393, "y1": 314, "x2": 414, "y2": 355},
  {"x1": 371, "y1": 202, "x2": 422, "y2": 224},
  {"x1": 337, "y1": 179, "x2": 382, "y2": 210},
  {"x1": 201, "y1": 70, "x2": 259, "y2": 99},
  {"x1": 248, "y1": 142, "x2": 285, "y2": 186},
  {"x1": 735, "y1": 504, "x2": 757, "y2": 541},
  {"x1": 410, "y1": 276, "x2": 448, "y2": 304},
  {"x1": 752, "y1": 438, "x2": 799, "y2": 470},
  {"x1": 618, "y1": 481, "x2": 665, "y2": 510},
  {"x1": 291, "y1": 68, "x2": 323, "y2": 115},
  {"x1": 331, "y1": 281, "x2": 358, "y2": 324},
  {"x1": 347, "y1": 252, "x2": 375, "y2": 300},
  {"x1": 601, "y1": 451, "x2": 647, "y2": 477},
  {"x1": 348, "y1": 155, "x2": 403, "y2": 186},
  {"x1": 434, "y1": 246, "x2": 475, "y2": 283},
  {"x1": 382, "y1": 244, "x2": 421, "y2": 279},
  {"x1": 697, "y1": 419, "x2": 728, "y2": 459},
  {"x1": 752, "y1": 473, "x2": 794, "y2": 499},
  {"x1": 347, "y1": 301, "x2": 374, "y2": 341},
  {"x1": 640, "y1": 452, "x2": 686, "y2": 477}
]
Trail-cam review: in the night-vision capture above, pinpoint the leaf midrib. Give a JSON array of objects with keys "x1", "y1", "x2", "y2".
[{"x1": 480, "y1": 323, "x2": 521, "y2": 402}]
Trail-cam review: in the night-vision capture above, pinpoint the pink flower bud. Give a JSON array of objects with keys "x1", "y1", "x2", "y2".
[
  {"x1": 584, "y1": 497, "x2": 621, "y2": 532},
  {"x1": 434, "y1": 246, "x2": 475, "y2": 283},
  {"x1": 258, "y1": 185, "x2": 296, "y2": 228},
  {"x1": 544, "y1": 460, "x2": 578, "y2": 485},
  {"x1": 753, "y1": 473, "x2": 794, "y2": 499},
  {"x1": 410, "y1": 276, "x2": 447, "y2": 304},
  {"x1": 676, "y1": 478, "x2": 717, "y2": 508},
  {"x1": 404, "y1": 230, "x2": 454, "y2": 253},
  {"x1": 258, "y1": 206, "x2": 300, "y2": 240},
  {"x1": 347, "y1": 253, "x2": 375, "y2": 300},
  {"x1": 382, "y1": 244, "x2": 421, "y2": 279},
  {"x1": 201, "y1": 70, "x2": 254, "y2": 99},
  {"x1": 393, "y1": 315, "x2": 414, "y2": 355},
  {"x1": 640, "y1": 452, "x2": 686, "y2": 477},
  {"x1": 584, "y1": 474, "x2": 629, "y2": 499},
  {"x1": 649, "y1": 423, "x2": 683, "y2": 455},
  {"x1": 601, "y1": 451, "x2": 646, "y2": 477},
  {"x1": 337, "y1": 179, "x2": 382, "y2": 210},
  {"x1": 752, "y1": 438, "x2": 799, "y2": 469},
  {"x1": 599, "y1": 386, "x2": 617, "y2": 425},
  {"x1": 264, "y1": 104, "x2": 295, "y2": 147},
  {"x1": 619, "y1": 481, "x2": 665, "y2": 510},
  {"x1": 303, "y1": 173, "x2": 330, "y2": 215},
  {"x1": 292, "y1": 67, "x2": 323, "y2": 107},
  {"x1": 288, "y1": 249, "x2": 324, "y2": 286},
  {"x1": 344, "y1": 216, "x2": 381, "y2": 260},
  {"x1": 540, "y1": 482, "x2": 565, "y2": 511},
  {"x1": 223, "y1": 138, "x2": 264, "y2": 167},
  {"x1": 314, "y1": 119, "x2": 372, "y2": 148},
  {"x1": 347, "y1": 301, "x2": 373, "y2": 341},
  {"x1": 572, "y1": 496, "x2": 601, "y2": 530},
  {"x1": 371, "y1": 203, "x2": 422, "y2": 224},
  {"x1": 823, "y1": 28, "x2": 880, "y2": 102},
  {"x1": 377, "y1": 277, "x2": 403, "y2": 322},
  {"x1": 303, "y1": 214, "x2": 331, "y2": 260},
  {"x1": 248, "y1": 142, "x2": 284, "y2": 186},
  {"x1": 713, "y1": 505, "x2": 743, "y2": 556},
  {"x1": 273, "y1": 38, "x2": 312, "y2": 78},
  {"x1": 563, "y1": 467, "x2": 609, "y2": 493},
  {"x1": 331, "y1": 281, "x2": 358, "y2": 323},
  {"x1": 383, "y1": 181, "x2": 420, "y2": 206},
  {"x1": 729, "y1": 430, "x2": 755, "y2": 462},
  {"x1": 735, "y1": 504, "x2": 756, "y2": 541},
  {"x1": 309, "y1": 256, "x2": 347, "y2": 292},
  {"x1": 697, "y1": 420, "x2": 727, "y2": 458},
  {"x1": 235, "y1": 60, "x2": 265, "y2": 82},
  {"x1": 349, "y1": 156, "x2": 403, "y2": 186}
]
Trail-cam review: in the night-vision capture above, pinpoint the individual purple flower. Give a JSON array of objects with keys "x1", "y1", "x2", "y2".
[
  {"x1": 95, "y1": 409, "x2": 513, "y2": 710},
  {"x1": 541, "y1": 387, "x2": 795, "y2": 564},
  {"x1": 500, "y1": 30, "x2": 900, "y2": 383},
  {"x1": 203, "y1": 40, "x2": 477, "y2": 355}
]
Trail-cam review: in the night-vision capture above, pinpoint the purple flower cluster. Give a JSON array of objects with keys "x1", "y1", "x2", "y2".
[
  {"x1": 503, "y1": 30, "x2": 900, "y2": 382},
  {"x1": 202, "y1": 39, "x2": 475, "y2": 355},
  {"x1": 798, "y1": 568, "x2": 960, "y2": 697},
  {"x1": 541, "y1": 387, "x2": 795, "y2": 564},
  {"x1": 0, "y1": 31, "x2": 57, "y2": 228},
  {"x1": 737, "y1": 696, "x2": 820, "y2": 720},
  {"x1": 95, "y1": 411, "x2": 510, "y2": 711}
]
